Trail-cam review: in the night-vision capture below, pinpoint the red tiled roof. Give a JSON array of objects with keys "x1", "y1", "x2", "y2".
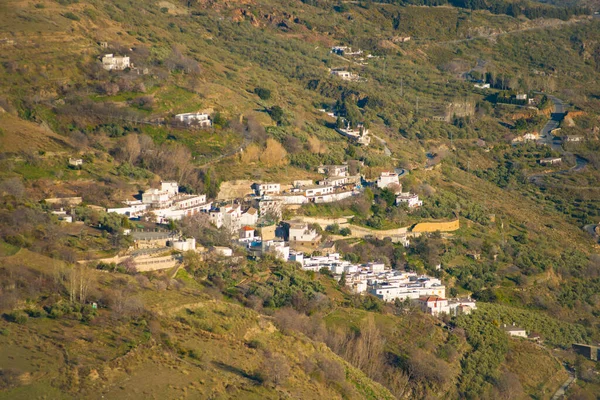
[{"x1": 242, "y1": 226, "x2": 254, "y2": 231}]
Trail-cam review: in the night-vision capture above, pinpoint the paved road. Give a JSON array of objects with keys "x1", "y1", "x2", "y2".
[
  {"x1": 371, "y1": 134, "x2": 392, "y2": 156},
  {"x1": 551, "y1": 369, "x2": 576, "y2": 400},
  {"x1": 538, "y1": 94, "x2": 566, "y2": 150},
  {"x1": 395, "y1": 168, "x2": 408, "y2": 178}
]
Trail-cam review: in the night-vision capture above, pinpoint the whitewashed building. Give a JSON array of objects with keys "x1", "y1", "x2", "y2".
[
  {"x1": 395, "y1": 192, "x2": 422, "y2": 208},
  {"x1": 377, "y1": 172, "x2": 401, "y2": 191},
  {"x1": 174, "y1": 112, "x2": 212, "y2": 127},
  {"x1": 102, "y1": 54, "x2": 131, "y2": 71},
  {"x1": 252, "y1": 183, "x2": 281, "y2": 196}
]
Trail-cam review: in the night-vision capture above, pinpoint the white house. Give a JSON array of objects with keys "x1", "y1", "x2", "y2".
[
  {"x1": 366, "y1": 262, "x2": 386, "y2": 273},
  {"x1": 370, "y1": 278, "x2": 446, "y2": 302},
  {"x1": 240, "y1": 207, "x2": 258, "y2": 226},
  {"x1": 213, "y1": 246, "x2": 233, "y2": 257},
  {"x1": 564, "y1": 135, "x2": 583, "y2": 142},
  {"x1": 288, "y1": 251, "x2": 304, "y2": 264},
  {"x1": 474, "y1": 83, "x2": 490, "y2": 89},
  {"x1": 448, "y1": 298, "x2": 477, "y2": 315},
  {"x1": 318, "y1": 176, "x2": 349, "y2": 187},
  {"x1": 174, "y1": 112, "x2": 212, "y2": 127},
  {"x1": 68, "y1": 158, "x2": 83, "y2": 167},
  {"x1": 172, "y1": 238, "x2": 196, "y2": 252},
  {"x1": 304, "y1": 185, "x2": 334, "y2": 198},
  {"x1": 395, "y1": 192, "x2": 422, "y2": 208},
  {"x1": 263, "y1": 239, "x2": 290, "y2": 261},
  {"x1": 522, "y1": 133, "x2": 539, "y2": 142},
  {"x1": 377, "y1": 172, "x2": 401, "y2": 191},
  {"x1": 502, "y1": 323, "x2": 527, "y2": 338},
  {"x1": 210, "y1": 204, "x2": 243, "y2": 234},
  {"x1": 142, "y1": 182, "x2": 178, "y2": 208},
  {"x1": 287, "y1": 221, "x2": 321, "y2": 243},
  {"x1": 161, "y1": 181, "x2": 179, "y2": 196},
  {"x1": 107, "y1": 201, "x2": 148, "y2": 218},
  {"x1": 417, "y1": 296, "x2": 450, "y2": 316},
  {"x1": 313, "y1": 190, "x2": 355, "y2": 204},
  {"x1": 318, "y1": 164, "x2": 349, "y2": 177},
  {"x1": 539, "y1": 157, "x2": 562, "y2": 165},
  {"x1": 138, "y1": 182, "x2": 211, "y2": 223},
  {"x1": 336, "y1": 122, "x2": 370, "y2": 146},
  {"x1": 239, "y1": 226, "x2": 255, "y2": 242},
  {"x1": 101, "y1": 54, "x2": 130, "y2": 71},
  {"x1": 516, "y1": 93, "x2": 528, "y2": 100},
  {"x1": 252, "y1": 183, "x2": 281, "y2": 196},
  {"x1": 331, "y1": 70, "x2": 353, "y2": 80},
  {"x1": 51, "y1": 209, "x2": 73, "y2": 223},
  {"x1": 258, "y1": 198, "x2": 282, "y2": 219}
]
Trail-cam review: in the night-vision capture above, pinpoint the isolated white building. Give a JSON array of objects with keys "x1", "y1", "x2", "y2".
[
  {"x1": 68, "y1": 158, "x2": 83, "y2": 167},
  {"x1": 102, "y1": 54, "x2": 130, "y2": 71},
  {"x1": 502, "y1": 324, "x2": 527, "y2": 338},
  {"x1": 174, "y1": 112, "x2": 212, "y2": 127}
]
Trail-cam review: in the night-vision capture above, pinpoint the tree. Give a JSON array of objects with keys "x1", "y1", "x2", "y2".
[
  {"x1": 338, "y1": 271, "x2": 347, "y2": 286},
  {"x1": 254, "y1": 87, "x2": 271, "y2": 100},
  {"x1": 340, "y1": 227, "x2": 352, "y2": 236},
  {"x1": 268, "y1": 106, "x2": 284, "y2": 125}
]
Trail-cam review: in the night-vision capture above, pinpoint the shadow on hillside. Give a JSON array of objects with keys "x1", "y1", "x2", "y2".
[{"x1": 212, "y1": 361, "x2": 261, "y2": 383}]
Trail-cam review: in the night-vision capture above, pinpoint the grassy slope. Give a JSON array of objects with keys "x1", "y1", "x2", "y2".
[{"x1": 0, "y1": 251, "x2": 394, "y2": 399}]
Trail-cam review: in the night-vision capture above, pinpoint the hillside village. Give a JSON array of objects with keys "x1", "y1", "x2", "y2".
[
  {"x1": 45, "y1": 166, "x2": 461, "y2": 316},
  {"x1": 2, "y1": 0, "x2": 600, "y2": 398}
]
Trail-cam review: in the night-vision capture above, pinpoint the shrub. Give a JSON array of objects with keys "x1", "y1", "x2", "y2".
[
  {"x1": 255, "y1": 352, "x2": 290, "y2": 386},
  {"x1": 63, "y1": 12, "x2": 80, "y2": 21},
  {"x1": 246, "y1": 339, "x2": 265, "y2": 349},
  {"x1": 4, "y1": 311, "x2": 28, "y2": 324}
]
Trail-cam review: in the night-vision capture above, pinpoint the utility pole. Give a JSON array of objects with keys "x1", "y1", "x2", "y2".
[{"x1": 416, "y1": 97, "x2": 419, "y2": 115}]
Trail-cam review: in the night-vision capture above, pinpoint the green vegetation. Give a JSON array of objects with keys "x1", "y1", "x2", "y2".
[{"x1": 0, "y1": 0, "x2": 599, "y2": 397}]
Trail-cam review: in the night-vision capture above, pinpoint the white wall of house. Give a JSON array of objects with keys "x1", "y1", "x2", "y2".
[
  {"x1": 289, "y1": 225, "x2": 320, "y2": 242},
  {"x1": 377, "y1": 172, "x2": 400, "y2": 190}
]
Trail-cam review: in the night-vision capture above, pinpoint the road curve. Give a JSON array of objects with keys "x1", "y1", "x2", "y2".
[{"x1": 538, "y1": 94, "x2": 566, "y2": 150}]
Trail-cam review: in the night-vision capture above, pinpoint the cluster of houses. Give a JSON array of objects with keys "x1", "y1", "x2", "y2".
[
  {"x1": 286, "y1": 251, "x2": 476, "y2": 316},
  {"x1": 107, "y1": 181, "x2": 212, "y2": 224}
]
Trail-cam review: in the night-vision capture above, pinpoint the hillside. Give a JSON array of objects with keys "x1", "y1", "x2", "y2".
[{"x1": 1, "y1": 0, "x2": 600, "y2": 398}]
